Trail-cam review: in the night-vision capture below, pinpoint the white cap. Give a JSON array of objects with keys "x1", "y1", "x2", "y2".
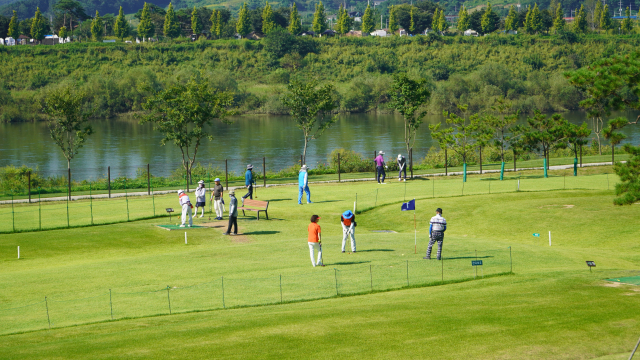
[
  {"x1": 247, "y1": 164, "x2": 253, "y2": 169},
  {"x1": 229, "y1": 189, "x2": 235, "y2": 195},
  {"x1": 379, "y1": 151, "x2": 385, "y2": 155},
  {"x1": 198, "y1": 180, "x2": 204, "y2": 184},
  {"x1": 178, "y1": 190, "x2": 184, "y2": 195},
  {"x1": 398, "y1": 154, "x2": 402, "y2": 159},
  {"x1": 301, "y1": 165, "x2": 308, "y2": 170}
]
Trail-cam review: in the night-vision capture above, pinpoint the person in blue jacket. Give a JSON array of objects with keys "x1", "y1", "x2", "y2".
[
  {"x1": 242, "y1": 164, "x2": 255, "y2": 203},
  {"x1": 298, "y1": 164, "x2": 312, "y2": 205}
]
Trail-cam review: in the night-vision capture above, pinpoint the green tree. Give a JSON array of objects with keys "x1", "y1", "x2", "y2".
[
  {"x1": 237, "y1": 3, "x2": 251, "y2": 37},
  {"x1": 139, "y1": 76, "x2": 234, "y2": 190},
  {"x1": 59, "y1": 25, "x2": 67, "y2": 39},
  {"x1": 388, "y1": 74, "x2": 431, "y2": 157},
  {"x1": 288, "y1": 2, "x2": 302, "y2": 35},
  {"x1": 612, "y1": 144, "x2": 640, "y2": 205},
  {"x1": 312, "y1": 1, "x2": 327, "y2": 34},
  {"x1": 523, "y1": 111, "x2": 569, "y2": 177},
  {"x1": 574, "y1": 4, "x2": 588, "y2": 33},
  {"x1": 164, "y1": 3, "x2": 180, "y2": 39},
  {"x1": 504, "y1": 5, "x2": 517, "y2": 31},
  {"x1": 506, "y1": 125, "x2": 528, "y2": 171},
  {"x1": 137, "y1": 2, "x2": 155, "y2": 40},
  {"x1": 603, "y1": 117, "x2": 628, "y2": 163},
  {"x1": 54, "y1": 0, "x2": 89, "y2": 38},
  {"x1": 429, "y1": 122, "x2": 454, "y2": 175},
  {"x1": 409, "y1": 6, "x2": 416, "y2": 34},
  {"x1": 486, "y1": 98, "x2": 519, "y2": 180},
  {"x1": 114, "y1": 6, "x2": 130, "y2": 40},
  {"x1": 438, "y1": 9, "x2": 447, "y2": 32},
  {"x1": 361, "y1": 3, "x2": 374, "y2": 34},
  {"x1": 600, "y1": 4, "x2": 613, "y2": 32},
  {"x1": 457, "y1": 5, "x2": 470, "y2": 31},
  {"x1": 443, "y1": 105, "x2": 478, "y2": 182},
  {"x1": 41, "y1": 87, "x2": 93, "y2": 180},
  {"x1": 281, "y1": 80, "x2": 338, "y2": 164},
  {"x1": 30, "y1": 7, "x2": 48, "y2": 42},
  {"x1": 191, "y1": 6, "x2": 202, "y2": 36},
  {"x1": 528, "y1": 3, "x2": 542, "y2": 34},
  {"x1": 553, "y1": 3, "x2": 565, "y2": 32},
  {"x1": 524, "y1": 5, "x2": 532, "y2": 33},
  {"x1": 8, "y1": 10, "x2": 19, "y2": 39},
  {"x1": 563, "y1": 121, "x2": 590, "y2": 175},
  {"x1": 621, "y1": 7, "x2": 633, "y2": 34},
  {"x1": 91, "y1": 11, "x2": 104, "y2": 42},
  {"x1": 594, "y1": 0, "x2": 602, "y2": 31},
  {"x1": 215, "y1": 10, "x2": 222, "y2": 37},
  {"x1": 432, "y1": 8, "x2": 440, "y2": 31},
  {"x1": 481, "y1": 3, "x2": 499, "y2": 34},
  {"x1": 262, "y1": 1, "x2": 276, "y2": 34},
  {"x1": 389, "y1": 5, "x2": 398, "y2": 34}
]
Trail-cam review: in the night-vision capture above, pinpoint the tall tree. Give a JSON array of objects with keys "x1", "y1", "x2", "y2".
[
  {"x1": 487, "y1": 98, "x2": 518, "y2": 180},
  {"x1": 237, "y1": 3, "x2": 251, "y2": 37},
  {"x1": 262, "y1": 1, "x2": 276, "y2": 34},
  {"x1": 59, "y1": 26, "x2": 67, "y2": 39},
  {"x1": 114, "y1": 6, "x2": 129, "y2": 40},
  {"x1": 312, "y1": 1, "x2": 327, "y2": 34},
  {"x1": 523, "y1": 111, "x2": 569, "y2": 177},
  {"x1": 593, "y1": 0, "x2": 602, "y2": 31},
  {"x1": 603, "y1": 117, "x2": 628, "y2": 163},
  {"x1": 31, "y1": 7, "x2": 48, "y2": 42},
  {"x1": 91, "y1": 11, "x2": 104, "y2": 41},
  {"x1": 432, "y1": 8, "x2": 440, "y2": 31},
  {"x1": 388, "y1": 74, "x2": 431, "y2": 156},
  {"x1": 524, "y1": 5, "x2": 533, "y2": 33},
  {"x1": 215, "y1": 10, "x2": 222, "y2": 37},
  {"x1": 438, "y1": 9, "x2": 447, "y2": 32},
  {"x1": 528, "y1": 3, "x2": 542, "y2": 34},
  {"x1": 288, "y1": 2, "x2": 301, "y2": 35},
  {"x1": 621, "y1": 7, "x2": 633, "y2": 34},
  {"x1": 8, "y1": 10, "x2": 19, "y2": 39},
  {"x1": 389, "y1": 5, "x2": 398, "y2": 34},
  {"x1": 481, "y1": 3, "x2": 499, "y2": 34},
  {"x1": 361, "y1": 3, "x2": 374, "y2": 34},
  {"x1": 457, "y1": 5, "x2": 470, "y2": 31},
  {"x1": 137, "y1": 2, "x2": 155, "y2": 40},
  {"x1": 574, "y1": 4, "x2": 588, "y2": 33},
  {"x1": 139, "y1": 76, "x2": 234, "y2": 190},
  {"x1": 563, "y1": 121, "x2": 590, "y2": 174},
  {"x1": 409, "y1": 6, "x2": 416, "y2": 34},
  {"x1": 41, "y1": 86, "x2": 93, "y2": 185},
  {"x1": 54, "y1": 0, "x2": 89, "y2": 38},
  {"x1": 429, "y1": 122, "x2": 454, "y2": 175},
  {"x1": 504, "y1": 5, "x2": 517, "y2": 31},
  {"x1": 506, "y1": 125, "x2": 528, "y2": 172},
  {"x1": 191, "y1": 6, "x2": 202, "y2": 35},
  {"x1": 443, "y1": 105, "x2": 478, "y2": 182},
  {"x1": 281, "y1": 80, "x2": 338, "y2": 164},
  {"x1": 553, "y1": 3, "x2": 565, "y2": 32},
  {"x1": 600, "y1": 4, "x2": 613, "y2": 32},
  {"x1": 164, "y1": 3, "x2": 180, "y2": 38},
  {"x1": 612, "y1": 144, "x2": 640, "y2": 205}
]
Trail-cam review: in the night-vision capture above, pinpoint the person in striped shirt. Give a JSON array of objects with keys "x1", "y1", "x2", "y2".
[{"x1": 424, "y1": 208, "x2": 446, "y2": 260}]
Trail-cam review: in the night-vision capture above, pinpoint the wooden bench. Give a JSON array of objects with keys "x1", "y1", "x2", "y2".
[{"x1": 238, "y1": 199, "x2": 270, "y2": 220}]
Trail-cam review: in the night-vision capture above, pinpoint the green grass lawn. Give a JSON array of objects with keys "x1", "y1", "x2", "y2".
[{"x1": 1, "y1": 176, "x2": 640, "y2": 359}]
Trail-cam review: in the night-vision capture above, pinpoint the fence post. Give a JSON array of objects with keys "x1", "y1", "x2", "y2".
[
  {"x1": 166, "y1": 286, "x2": 172, "y2": 314},
  {"x1": 66, "y1": 185, "x2": 70, "y2": 228},
  {"x1": 279, "y1": 274, "x2": 283, "y2": 303},
  {"x1": 445, "y1": 148, "x2": 448, "y2": 176},
  {"x1": 11, "y1": 194, "x2": 15, "y2": 232},
  {"x1": 151, "y1": 178, "x2": 156, "y2": 217},
  {"x1": 90, "y1": 182, "x2": 93, "y2": 226},
  {"x1": 147, "y1": 164, "x2": 150, "y2": 196},
  {"x1": 225, "y1": 160, "x2": 228, "y2": 191},
  {"x1": 38, "y1": 188, "x2": 41, "y2": 231},
  {"x1": 221, "y1": 276, "x2": 225, "y2": 308},
  {"x1": 410, "y1": 148, "x2": 413, "y2": 179},
  {"x1": 124, "y1": 177, "x2": 130, "y2": 222},
  {"x1": 338, "y1": 152, "x2": 341, "y2": 182},
  {"x1": 68, "y1": 167, "x2": 71, "y2": 201},
  {"x1": 109, "y1": 289, "x2": 113, "y2": 320},
  {"x1": 509, "y1": 246, "x2": 512, "y2": 273},
  {"x1": 45, "y1": 296, "x2": 51, "y2": 329},
  {"x1": 334, "y1": 268, "x2": 339, "y2": 296},
  {"x1": 28, "y1": 171, "x2": 31, "y2": 203},
  {"x1": 108, "y1": 166, "x2": 111, "y2": 198},
  {"x1": 263, "y1": 157, "x2": 266, "y2": 189},
  {"x1": 370, "y1": 265, "x2": 373, "y2": 291}
]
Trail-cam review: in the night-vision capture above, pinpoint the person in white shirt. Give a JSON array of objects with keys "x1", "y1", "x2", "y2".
[
  {"x1": 341, "y1": 210, "x2": 356, "y2": 253},
  {"x1": 195, "y1": 180, "x2": 206, "y2": 218},
  {"x1": 424, "y1": 208, "x2": 447, "y2": 260},
  {"x1": 178, "y1": 190, "x2": 193, "y2": 227}
]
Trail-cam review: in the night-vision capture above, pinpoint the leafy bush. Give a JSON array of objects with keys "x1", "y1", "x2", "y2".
[{"x1": 329, "y1": 149, "x2": 372, "y2": 173}]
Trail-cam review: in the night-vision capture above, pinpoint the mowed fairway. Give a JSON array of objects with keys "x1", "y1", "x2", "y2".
[{"x1": 1, "y1": 174, "x2": 640, "y2": 359}]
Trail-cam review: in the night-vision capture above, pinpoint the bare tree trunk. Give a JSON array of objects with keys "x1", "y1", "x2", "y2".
[
  {"x1": 303, "y1": 135, "x2": 308, "y2": 165},
  {"x1": 612, "y1": 144, "x2": 615, "y2": 163}
]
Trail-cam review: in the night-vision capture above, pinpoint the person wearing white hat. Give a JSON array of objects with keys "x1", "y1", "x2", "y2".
[
  {"x1": 397, "y1": 154, "x2": 407, "y2": 181},
  {"x1": 374, "y1": 151, "x2": 387, "y2": 184},
  {"x1": 298, "y1": 164, "x2": 312, "y2": 205},
  {"x1": 195, "y1": 180, "x2": 206, "y2": 218},
  {"x1": 210, "y1": 178, "x2": 225, "y2": 220},
  {"x1": 242, "y1": 164, "x2": 255, "y2": 204},
  {"x1": 178, "y1": 190, "x2": 193, "y2": 227},
  {"x1": 223, "y1": 189, "x2": 238, "y2": 235}
]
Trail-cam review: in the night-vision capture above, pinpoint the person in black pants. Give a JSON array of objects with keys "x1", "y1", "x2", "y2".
[{"x1": 224, "y1": 189, "x2": 238, "y2": 235}]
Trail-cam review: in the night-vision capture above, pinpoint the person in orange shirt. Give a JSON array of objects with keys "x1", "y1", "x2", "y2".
[{"x1": 308, "y1": 215, "x2": 324, "y2": 267}]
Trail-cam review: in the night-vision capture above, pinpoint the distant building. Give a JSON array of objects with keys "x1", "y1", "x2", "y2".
[
  {"x1": 371, "y1": 29, "x2": 388, "y2": 37},
  {"x1": 464, "y1": 29, "x2": 479, "y2": 36},
  {"x1": 398, "y1": 28, "x2": 408, "y2": 36}
]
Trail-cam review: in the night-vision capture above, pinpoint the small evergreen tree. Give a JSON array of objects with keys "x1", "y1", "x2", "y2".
[
  {"x1": 191, "y1": 6, "x2": 202, "y2": 36},
  {"x1": 237, "y1": 3, "x2": 251, "y2": 37},
  {"x1": 209, "y1": 9, "x2": 218, "y2": 38},
  {"x1": 438, "y1": 9, "x2": 447, "y2": 32},
  {"x1": 504, "y1": 5, "x2": 517, "y2": 31},
  {"x1": 137, "y1": 2, "x2": 155, "y2": 40},
  {"x1": 457, "y1": 5, "x2": 470, "y2": 32},
  {"x1": 600, "y1": 4, "x2": 613, "y2": 32},
  {"x1": 262, "y1": 1, "x2": 276, "y2": 34},
  {"x1": 481, "y1": 3, "x2": 498, "y2": 34},
  {"x1": 553, "y1": 3, "x2": 565, "y2": 32},
  {"x1": 115, "y1": 6, "x2": 130, "y2": 40},
  {"x1": 409, "y1": 6, "x2": 416, "y2": 34},
  {"x1": 594, "y1": 0, "x2": 602, "y2": 31},
  {"x1": 216, "y1": 11, "x2": 222, "y2": 37},
  {"x1": 164, "y1": 3, "x2": 180, "y2": 39},
  {"x1": 361, "y1": 3, "x2": 374, "y2": 34},
  {"x1": 312, "y1": 1, "x2": 327, "y2": 33},
  {"x1": 524, "y1": 5, "x2": 532, "y2": 34},
  {"x1": 59, "y1": 25, "x2": 67, "y2": 39},
  {"x1": 31, "y1": 7, "x2": 48, "y2": 42},
  {"x1": 529, "y1": 3, "x2": 542, "y2": 34},
  {"x1": 432, "y1": 8, "x2": 440, "y2": 31},
  {"x1": 622, "y1": 7, "x2": 633, "y2": 33},
  {"x1": 288, "y1": 2, "x2": 302, "y2": 35},
  {"x1": 575, "y1": 4, "x2": 588, "y2": 33},
  {"x1": 389, "y1": 5, "x2": 398, "y2": 34},
  {"x1": 91, "y1": 10, "x2": 104, "y2": 41},
  {"x1": 8, "y1": 10, "x2": 19, "y2": 39}
]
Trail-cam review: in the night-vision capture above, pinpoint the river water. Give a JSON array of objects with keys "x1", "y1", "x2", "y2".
[{"x1": 1, "y1": 111, "x2": 639, "y2": 180}]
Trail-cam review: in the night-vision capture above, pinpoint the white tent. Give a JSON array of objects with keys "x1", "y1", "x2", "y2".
[
  {"x1": 5, "y1": 37, "x2": 16, "y2": 46},
  {"x1": 370, "y1": 30, "x2": 388, "y2": 37},
  {"x1": 464, "y1": 29, "x2": 479, "y2": 36}
]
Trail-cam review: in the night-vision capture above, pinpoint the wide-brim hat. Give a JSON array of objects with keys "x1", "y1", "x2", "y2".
[
  {"x1": 379, "y1": 151, "x2": 385, "y2": 155},
  {"x1": 229, "y1": 189, "x2": 236, "y2": 195},
  {"x1": 214, "y1": 178, "x2": 220, "y2": 182},
  {"x1": 247, "y1": 164, "x2": 253, "y2": 169},
  {"x1": 198, "y1": 180, "x2": 205, "y2": 184},
  {"x1": 301, "y1": 165, "x2": 308, "y2": 170},
  {"x1": 342, "y1": 210, "x2": 354, "y2": 219},
  {"x1": 178, "y1": 190, "x2": 184, "y2": 195}
]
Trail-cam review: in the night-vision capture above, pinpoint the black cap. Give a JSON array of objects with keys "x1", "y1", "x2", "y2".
[{"x1": 436, "y1": 208, "x2": 442, "y2": 214}]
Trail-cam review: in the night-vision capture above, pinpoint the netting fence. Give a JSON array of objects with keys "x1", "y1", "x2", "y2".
[{"x1": 0, "y1": 249, "x2": 512, "y2": 335}]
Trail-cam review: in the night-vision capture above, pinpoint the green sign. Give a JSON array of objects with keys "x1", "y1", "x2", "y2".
[
  {"x1": 472, "y1": 260, "x2": 483, "y2": 266},
  {"x1": 533, "y1": 233, "x2": 540, "y2": 237}
]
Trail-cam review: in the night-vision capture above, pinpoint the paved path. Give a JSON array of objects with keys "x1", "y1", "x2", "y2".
[{"x1": 0, "y1": 161, "x2": 619, "y2": 205}]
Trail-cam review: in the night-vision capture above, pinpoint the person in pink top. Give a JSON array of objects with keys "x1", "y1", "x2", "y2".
[{"x1": 374, "y1": 151, "x2": 387, "y2": 184}]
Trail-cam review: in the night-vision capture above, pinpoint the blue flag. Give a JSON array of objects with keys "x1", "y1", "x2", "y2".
[{"x1": 401, "y1": 199, "x2": 415, "y2": 211}]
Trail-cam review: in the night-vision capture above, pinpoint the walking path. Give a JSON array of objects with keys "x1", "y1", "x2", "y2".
[{"x1": 0, "y1": 161, "x2": 619, "y2": 205}]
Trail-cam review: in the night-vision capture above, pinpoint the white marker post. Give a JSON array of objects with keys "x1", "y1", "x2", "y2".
[
  {"x1": 17, "y1": 246, "x2": 20, "y2": 259},
  {"x1": 549, "y1": 231, "x2": 551, "y2": 246},
  {"x1": 185, "y1": 232, "x2": 188, "y2": 245}
]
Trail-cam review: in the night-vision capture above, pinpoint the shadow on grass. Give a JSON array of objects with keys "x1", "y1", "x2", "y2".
[
  {"x1": 311, "y1": 200, "x2": 343, "y2": 203},
  {"x1": 445, "y1": 255, "x2": 495, "y2": 260},
  {"x1": 243, "y1": 231, "x2": 280, "y2": 235},
  {"x1": 263, "y1": 198, "x2": 293, "y2": 202},
  {"x1": 330, "y1": 261, "x2": 371, "y2": 265},
  {"x1": 358, "y1": 249, "x2": 395, "y2": 252}
]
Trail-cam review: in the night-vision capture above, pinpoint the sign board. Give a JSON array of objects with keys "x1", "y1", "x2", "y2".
[
  {"x1": 586, "y1": 261, "x2": 596, "y2": 267},
  {"x1": 532, "y1": 233, "x2": 540, "y2": 237},
  {"x1": 472, "y1": 260, "x2": 483, "y2": 266},
  {"x1": 166, "y1": 208, "x2": 174, "y2": 213}
]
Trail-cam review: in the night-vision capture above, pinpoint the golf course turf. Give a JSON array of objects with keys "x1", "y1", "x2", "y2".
[{"x1": 1, "y1": 171, "x2": 639, "y2": 359}]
